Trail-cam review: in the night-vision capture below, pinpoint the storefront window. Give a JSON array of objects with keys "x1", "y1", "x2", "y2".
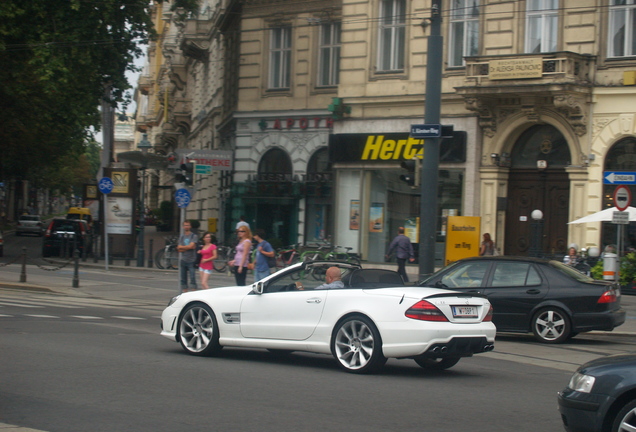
[{"x1": 306, "y1": 148, "x2": 332, "y2": 242}]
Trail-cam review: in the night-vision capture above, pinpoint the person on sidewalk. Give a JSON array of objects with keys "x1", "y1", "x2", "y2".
[
  {"x1": 229, "y1": 226, "x2": 252, "y2": 286},
  {"x1": 177, "y1": 220, "x2": 198, "y2": 292},
  {"x1": 235, "y1": 215, "x2": 250, "y2": 231},
  {"x1": 385, "y1": 227, "x2": 415, "y2": 282},
  {"x1": 252, "y1": 229, "x2": 275, "y2": 282},
  {"x1": 198, "y1": 232, "x2": 218, "y2": 289}
]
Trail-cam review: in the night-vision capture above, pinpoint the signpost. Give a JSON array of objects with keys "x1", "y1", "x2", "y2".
[
  {"x1": 614, "y1": 185, "x2": 632, "y2": 212},
  {"x1": 604, "y1": 172, "x2": 636, "y2": 185},
  {"x1": 612, "y1": 185, "x2": 632, "y2": 283},
  {"x1": 98, "y1": 177, "x2": 114, "y2": 271}
]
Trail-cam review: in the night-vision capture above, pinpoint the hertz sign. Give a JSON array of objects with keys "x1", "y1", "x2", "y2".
[{"x1": 329, "y1": 132, "x2": 466, "y2": 163}]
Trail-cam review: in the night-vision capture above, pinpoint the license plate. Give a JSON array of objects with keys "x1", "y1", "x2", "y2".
[{"x1": 451, "y1": 306, "x2": 478, "y2": 318}]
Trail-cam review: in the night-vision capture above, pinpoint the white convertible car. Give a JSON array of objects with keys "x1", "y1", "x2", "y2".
[{"x1": 161, "y1": 261, "x2": 496, "y2": 374}]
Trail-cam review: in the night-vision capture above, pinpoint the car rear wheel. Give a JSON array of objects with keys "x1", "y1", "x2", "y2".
[
  {"x1": 414, "y1": 356, "x2": 461, "y2": 370},
  {"x1": 331, "y1": 315, "x2": 387, "y2": 374},
  {"x1": 532, "y1": 307, "x2": 571, "y2": 343},
  {"x1": 612, "y1": 400, "x2": 636, "y2": 432},
  {"x1": 178, "y1": 303, "x2": 222, "y2": 356}
]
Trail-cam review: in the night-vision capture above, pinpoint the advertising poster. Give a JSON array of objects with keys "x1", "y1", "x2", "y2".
[
  {"x1": 445, "y1": 216, "x2": 481, "y2": 265},
  {"x1": 369, "y1": 203, "x2": 384, "y2": 233},
  {"x1": 404, "y1": 218, "x2": 419, "y2": 243},
  {"x1": 105, "y1": 196, "x2": 133, "y2": 234},
  {"x1": 349, "y1": 200, "x2": 360, "y2": 230}
]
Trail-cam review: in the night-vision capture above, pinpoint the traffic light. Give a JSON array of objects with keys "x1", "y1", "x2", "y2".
[
  {"x1": 180, "y1": 162, "x2": 194, "y2": 186},
  {"x1": 400, "y1": 158, "x2": 420, "y2": 187}
]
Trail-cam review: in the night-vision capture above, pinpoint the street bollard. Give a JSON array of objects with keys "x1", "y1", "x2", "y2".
[
  {"x1": 125, "y1": 238, "x2": 131, "y2": 266},
  {"x1": 72, "y1": 248, "x2": 80, "y2": 288},
  {"x1": 93, "y1": 235, "x2": 99, "y2": 263},
  {"x1": 108, "y1": 236, "x2": 113, "y2": 266},
  {"x1": 148, "y1": 239, "x2": 154, "y2": 268},
  {"x1": 20, "y1": 247, "x2": 27, "y2": 283}
]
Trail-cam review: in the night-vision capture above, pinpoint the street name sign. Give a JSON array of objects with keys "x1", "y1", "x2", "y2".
[
  {"x1": 410, "y1": 124, "x2": 442, "y2": 138},
  {"x1": 175, "y1": 188, "x2": 191, "y2": 208},
  {"x1": 613, "y1": 211, "x2": 629, "y2": 225},
  {"x1": 98, "y1": 177, "x2": 114, "y2": 194},
  {"x1": 614, "y1": 185, "x2": 632, "y2": 211},
  {"x1": 604, "y1": 172, "x2": 636, "y2": 185},
  {"x1": 195, "y1": 164, "x2": 212, "y2": 175}
]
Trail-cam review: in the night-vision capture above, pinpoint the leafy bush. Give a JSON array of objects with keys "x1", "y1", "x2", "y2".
[{"x1": 589, "y1": 252, "x2": 636, "y2": 286}]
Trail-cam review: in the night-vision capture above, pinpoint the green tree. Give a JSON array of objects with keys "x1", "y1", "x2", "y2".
[{"x1": 0, "y1": 0, "x2": 198, "y2": 186}]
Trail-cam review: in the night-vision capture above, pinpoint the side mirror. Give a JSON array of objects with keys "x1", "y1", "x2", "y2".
[{"x1": 252, "y1": 282, "x2": 264, "y2": 295}]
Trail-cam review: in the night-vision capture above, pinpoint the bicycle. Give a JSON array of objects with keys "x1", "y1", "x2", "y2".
[
  {"x1": 326, "y1": 245, "x2": 361, "y2": 266},
  {"x1": 213, "y1": 245, "x2": 233, "y2": 273},
  {"x1": 275, "y1": 244, "x2": 301, "y2": 270},
  {"x1": 299, "y1": 244, "x2": 333, "y2": 262},
  {"x1": 155, "y1": 236, "x2": 178, "y2": 269}
]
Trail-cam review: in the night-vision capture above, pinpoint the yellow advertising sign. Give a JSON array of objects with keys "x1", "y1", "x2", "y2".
[
  {"x1": 445, "y1": 216, "x2": 481, "y2": 266},
  {"x1": 111, "y1": 171, "x2": 130, "y2": 194},
  {"x1": 488, "y1": 58, "x2": 543, "y2": 80}
]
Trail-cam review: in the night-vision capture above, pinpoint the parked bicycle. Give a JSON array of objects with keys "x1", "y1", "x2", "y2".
[
  {"x1": 326, "y1": 245, "x2": 361, "y2": 266},
  {"x1": 155, "y1": 236, "x2": 177, "y2": 269},
  {"x1": 275, "y1": 244, "x2": 301, "y2": 270},
  {"x1": 213, "y1": 245, "x2": 233, "y2": 273},
  {"x1": 299, "y1": 244, "x2": 333, "y2": 262}
]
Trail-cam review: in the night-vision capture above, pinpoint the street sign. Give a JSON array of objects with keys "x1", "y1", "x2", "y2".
[
  {"x1": 175, "y1": 188, "x2": 191, "y2": 208},
  {"x1": 613, "y1": 211, "x2": 629, "y2": 225},
  {"x1": 411, "y1": 124, "x2": 442, "y2": 138},
  {"x1": 98, "y1": 177, "x2": 114, "y2": 194},
  {"x1": 614, "y1": 185, "x2": 632, "y2": 211},
  {"x1": 195, "y1": 164, "x2": 212, "y2": 175},
  {"x1": 604, "y1": 172, "x2": 636, "y2": 185}
]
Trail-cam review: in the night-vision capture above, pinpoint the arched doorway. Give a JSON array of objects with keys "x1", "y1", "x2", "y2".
[
  {"x1": 602, "y1": 137, "x2": 636, "y2": 251},
  {"x1": 253, "y1": 148, "x2": 297, "y2": 247},
  {"x1": 504, "y1": 124, "x2": 572, "y2": 256}
]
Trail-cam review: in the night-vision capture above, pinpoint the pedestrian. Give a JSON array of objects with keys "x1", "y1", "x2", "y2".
[
  {"x1": 252, "y1": 229, "x2": 275, "y2": 282},
  {"x1": 563, "y1": 246, "x2": 579, "y2": 266},
  {"x1": 385, "y1": 227, "x2": 415, "y2": 282},
  {"x1": 235, "y1": 215, "x2": 250, "y2": 231},
  {"x1": 177, "y1": 220, "x2": 199, "y2": 292},
  {"x1": 229, "y1": 225, "x2": 252, "y2": 286},
  {"x1": 480, "y1": 233, "x2": 496, "y2": 256},
  {"x1": 198, "y1": 232, "x2": 218, "y2": 289}
]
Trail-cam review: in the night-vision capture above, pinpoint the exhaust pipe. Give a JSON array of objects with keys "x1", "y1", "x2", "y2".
[
  {"x1": 440, "y1": 346, "x2": 448, "y2": 354},
  {"x1": 483, "y1": 344, "x2": 494, "y2": 352},
  {"x1": 432, "y1": 346, "x2": 441, "y2": 354}
]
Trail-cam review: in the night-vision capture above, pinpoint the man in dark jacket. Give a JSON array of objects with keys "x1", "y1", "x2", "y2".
[{"x1": 385, "y1": 227, "x2": 415, "y2": 282}]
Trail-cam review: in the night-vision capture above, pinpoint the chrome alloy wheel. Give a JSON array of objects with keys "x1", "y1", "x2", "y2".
[
  {"x1": 533, "y1": 308, "x2": 570, "y2": 343},
  {"x1": 332, "y1": 316, "x2": 386, "y2": 373},
  {"x1": 178, "y1": 304, "x2": 220, "y2": 355}
]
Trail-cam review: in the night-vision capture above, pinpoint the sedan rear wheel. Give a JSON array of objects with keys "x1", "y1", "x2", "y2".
[
  {"x1": 178, "y1": 303, "x2": 222, "y2": 356},
  {"x1": 532, "y1": 307, "x2": 571, "y2": 344},
  {"x1": 612, "y1": 400, "x2": 636, "y2": 432},
  {"x1": 414, "y1": 356, "x2": 461, "y2": 370},
  {"x1": 331, "y1": 315, "x2": 387, "y2": 374}
]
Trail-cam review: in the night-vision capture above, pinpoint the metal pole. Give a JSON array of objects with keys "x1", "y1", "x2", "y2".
[
  {"x1": 104, "y1": 194, "x2": 109, "y2": 271},
  {"x1": 137, "y1": 168, "x2": 146, "y2": 267},
  {"x1": 72, "y1": 248, "x2": 80, "y2": 288},
  {"x1": 20, "y1": 247, "x2": 27, "y2": 283},
  {"x1": 148, "y1": 239, "x2": 154, "y2": 268},
  {"x1": 419, "y1": 0, "x2": 443, "y2": 278}
]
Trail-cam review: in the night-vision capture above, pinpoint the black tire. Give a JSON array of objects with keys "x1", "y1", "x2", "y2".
[
  {"x1": 177, "y1": 303, "x2": 222, "y2": 356},
  {"x1": 154, "y1": 249, "x2": 165, "y2": 269},
  {"x1": 532, "y1": 307, "x2": 571, "y2": 344},
  {"x1": 612, "y1": 400, "x2": 636, "y2": 432},
  {"x1": 331, "y1": 315, "x2": 387, "y2": 374},
  {"x1": 213, "y1": 248, "x2": 228, "y2": 273},
  {"x1": 414, "y1": 356, "x2": 461, "y2": 370}
]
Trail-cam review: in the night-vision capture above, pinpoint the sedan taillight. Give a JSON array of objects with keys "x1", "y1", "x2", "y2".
[
  {"x1": 483, "y1": 305, "x2": 494, "y2": 321},
  {"x1": 405, "y1": 300, "x2": 448, "y2": 322},
  {"x1": 597, "y1": 289, "x2": 617, "y2": 304}
]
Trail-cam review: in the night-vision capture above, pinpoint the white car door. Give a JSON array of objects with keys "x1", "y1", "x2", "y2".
[{"x1": 239, "y1": 290, "x2": 328, "y2": 340}]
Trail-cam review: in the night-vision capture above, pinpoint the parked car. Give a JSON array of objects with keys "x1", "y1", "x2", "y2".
[
  {"x1": 161, "y1": 261, "x2": 496, "y2": 374},
  {"x1": 558, "y1": 353, "x2": 636, "y2": 432},
  {"x1": 16, "y1": 214, "x2": 44, "y2": 236},
  {"x1": 419, "y1": 256, "x2": 625, "y2": 343},
  {"x1": 42, "y1": 218, "x2": 92, "y2": 258}
]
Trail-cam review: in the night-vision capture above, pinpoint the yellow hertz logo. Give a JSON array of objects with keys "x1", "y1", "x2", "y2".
[{"x1": 361, "y1": 136, "x2": 424, "y2": 160}]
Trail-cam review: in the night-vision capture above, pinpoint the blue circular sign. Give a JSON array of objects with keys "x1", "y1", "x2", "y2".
[
  {"x1": 175, "y1": 188, "x2": 191, "y2": 208},
  {"x1": 98, "y1": 177, "x2": 114, "y2": 194}
]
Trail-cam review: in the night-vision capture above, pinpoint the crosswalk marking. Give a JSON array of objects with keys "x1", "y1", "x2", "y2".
[
  {"x1": 0, "y1": 301, "x2": 45, "y2": 308},
  {"x1": 112, "y1": 316, "x2": 145, "y2": 320},
  {"x1": 25, "y1": 314, "x2": 60, "y2": 319},
  {"x1": 70, "y1": 316, "x2": 104, "y2": 320}
]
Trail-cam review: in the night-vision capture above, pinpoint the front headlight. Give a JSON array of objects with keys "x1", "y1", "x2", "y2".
[
  {"x1": 568, "y1": 372, "x2": 596, "y2": 393},
  {"x1": 167, "y1": 295, "x2": 180, "y2": 307}
]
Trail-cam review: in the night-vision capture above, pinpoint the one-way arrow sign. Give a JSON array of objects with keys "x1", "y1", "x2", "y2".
[{"x1": 604, "y1": 172, "x2": 636, "y2": 185}]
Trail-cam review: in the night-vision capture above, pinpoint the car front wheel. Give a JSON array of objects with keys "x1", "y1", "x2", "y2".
[
  {"x1": 178, "y1": 303, "x2": 222, "y2": 356},
  {"x1": 532, "y1": 307, "x2": 571, "y2": 343},
  {"x1": 612, "y1": 400, "x2": 636, "y2": 432},
  {"x1": 331, "y1": 315, "x2": 387, "y2": 374}
]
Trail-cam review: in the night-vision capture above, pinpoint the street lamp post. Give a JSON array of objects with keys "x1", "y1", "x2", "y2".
[
  {"x1": 137, "y1": 134, "x2": 152, "y2": 267},
  {"x1": 530, "y1": 209, "x2": 544, "y2": 258}
]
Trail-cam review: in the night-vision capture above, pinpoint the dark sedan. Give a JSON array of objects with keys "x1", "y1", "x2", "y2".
[
  {"x1": 419, "y1": 256, "x2": 625, "y2": 343},
  {"x1": 558, "y1": 353, "x2": 636, "y2": 432},
  {"x1": 42, "y1": 218, "x2": 92, "y2": 258}
]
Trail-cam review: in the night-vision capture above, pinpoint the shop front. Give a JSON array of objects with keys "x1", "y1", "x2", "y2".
[{"x1": 329, "y1": 131, "x2": 467, "y2": 265}]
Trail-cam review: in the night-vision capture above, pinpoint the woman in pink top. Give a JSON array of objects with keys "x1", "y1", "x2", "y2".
[
  {"x1": 198, "y1": 232, "x2": 218, "y2": 290},
  {"x1": 229, "y1": 226, "x2": 252, "y2": 286}
]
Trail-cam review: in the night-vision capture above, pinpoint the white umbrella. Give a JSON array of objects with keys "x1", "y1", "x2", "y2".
[{"x1": 568, "y1": 206, "x2": 636, "y2": 224}]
